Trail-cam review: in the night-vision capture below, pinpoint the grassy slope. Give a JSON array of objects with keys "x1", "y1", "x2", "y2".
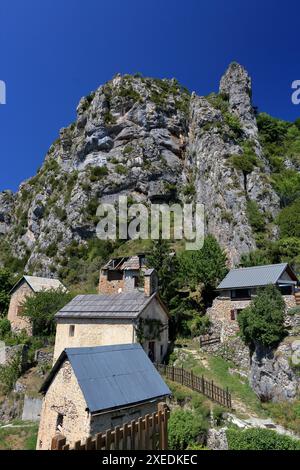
[{"x1": 0, "y1": 423, "x2": 38, "y2": 450}]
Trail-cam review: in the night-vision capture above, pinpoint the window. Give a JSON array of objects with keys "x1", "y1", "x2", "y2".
[
  {"x1": 56, "y1": 413, "x2": 64, "y2": 432},
  {"x1": 278, "y1": 285, "x2": 293, "y2": 295},
  {"x1": 107, "y1": 270, "x2": 123, "y2": 281},
  {"x1": 231, "y1": 289, "x2": 251, "y2": 300},
  {"x1": 69, "y1": 325, "x2": 75, "y2": 337},
  {"x1": 160, "y1": 345, "x2": 163, "y2": 358}
]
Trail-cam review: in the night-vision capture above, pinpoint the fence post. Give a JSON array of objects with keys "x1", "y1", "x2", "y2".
[
  {"x1": 201, "y1": 375, "x2": 205, "y2": 394},
  {"x1": 191, "y1": 370, "x2": 194, "y2": 390},
  {"x1": 181, "y1": 365, "x2": 184, "y2": 385},
  {"x1": 51, "y1": 434, "x2": 66, "y2": 450},
  {"x1": 158, "y1": 402, "x2": 169, "y2": 450},
  {"x1": 172, "y1": 365, "x2": 175, "y2": 382}
]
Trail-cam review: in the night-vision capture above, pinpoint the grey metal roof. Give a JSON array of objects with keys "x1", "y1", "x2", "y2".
[
  {"x1": 41, "y1": 344, "x2": 170, "y2": 413},
  {"x1": 217, "y1": 263, "x2": 297, "y2": 290},
  {"x1": 55, "y1": 291, "x2": 156, "y2": 319},
  {"x1": 10, "y1": 275, "x2": 66, "y2": 294}
]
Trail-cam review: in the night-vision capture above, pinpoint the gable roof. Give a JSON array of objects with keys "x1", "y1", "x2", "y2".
[
  {"x1": 10, "y1": 275, "x2": 66, "y2": 295},
  {"x1": 217, "y1": 263, "x2": 298, "y2": 290},
  {"x1": 40, "y1": 344, "x2": 170, "y2": 413},
  {"x1": 55, "y1": 291, "x2": 159, "y2": 320}
]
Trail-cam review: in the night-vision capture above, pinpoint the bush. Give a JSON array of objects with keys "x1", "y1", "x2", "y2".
[
  {"x1": 238, "y1": 285, "x2": 286, "y2": 348},
  {"x1": 287, "y1": 306, "x2": 300, "y2": 316},
  {"x1": 226, "y1": 427, "x2": 300, "y2": 450},
  {"x1": 168, "y1": 409, "x2": 207, "y2": 450},
  {"x1": 0, "y1": 353, "x2": 22, "y2": 393},
  {"x1": 89, "y1": 166, "x2": 108, "y2": 181},
  {"x1": 0, "y1": 317, "x2": 11, "y2": 339}
]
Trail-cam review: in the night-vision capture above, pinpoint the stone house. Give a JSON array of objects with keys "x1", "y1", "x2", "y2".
[
  {"x1": 98, "y1": 254, "x2": 147, "y2": 294},
  {"x1": 7, "y1": 276, "x2": 66, "y2": 335},
  {"x1": 37, "y1": 343, "x2": 170, "y2": 450},
  {"x1": 207, "y1": 263, "x2": 299, "y2": 341},
  {"x1": 53, "y1": 269, "x2": 169, "y2": 363}
]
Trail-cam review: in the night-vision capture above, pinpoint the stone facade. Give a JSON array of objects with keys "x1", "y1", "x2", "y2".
[
  {"x1": 207, "y1": 295, "x2": 297, "y2": 342},
  {"x1": 98, "y1": 270, "x2": 125, "y2": 294},
  {"x1": 53, "y1": 297, "x2": 169, "y2": 363},
  {"x1": 37, "y1": 359, "x2": 161, "y2": 450},
  {"x1": 7, "y1": 280, "x2": 33, "y2": 335}
]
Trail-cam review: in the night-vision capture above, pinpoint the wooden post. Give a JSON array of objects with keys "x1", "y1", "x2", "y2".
[
  {"x1": 137, "y1": 417, "x2": 143, "y2": 449},
  {"x1": 85, "y1": 436, "x2": 92, "y2": 450},
  {"x1": 172, "y1": 365, "x2": 175, "y2": 382},
  {"x1": 115, "y1": 426, "x2": 121, "y2": 450},
  {"x1": 201, "y1": 375, "x2": 205, "y2": 394},
  {"x1": 144, "y1": 414, "x2": 150, "y2": 450},
  {"x1": 95, "y1": 433, "x2": 102, "y2": 450},
  {"x1": 123, "y1": 423, "x2": 129, "y2": 450},
  {"x1": 158, "y1": 402, "x2": 168, "y2": 450},
  {"x1": 211, "y1": 380, "x2": 214, "y2": 401},
  {"x1": 181, "y1": 365, "x2": 184, "y2": 385},
  {"x1": 51, "y1": 434, "x2": 66, "y2": 450},
  {"x1": 131, "y1": 420, "x2": 136, "y2": 450},
  {"x1": 191, "y1": 370, "x2": 194, "y2": 390}
]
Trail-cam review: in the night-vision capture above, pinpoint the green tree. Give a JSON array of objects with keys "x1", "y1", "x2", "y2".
[
  {"x1": 0, "y1": 268, "x2": 13, "y2": 316},
  {"x1": 22, "y1": 289, "x2": 74, "y2": 336},
  {"x1": 238, "y1": 285, "x2": 286, "y2": 348},
  {"x1": 277, "y1": 199, "x2": 300, "y2": 238},
  {"x1": 146, "y1": 240, "x2": 177, "y2": 303},
  {"x1": 177, "y1": 235, "x2": 228, "y2": 302}
]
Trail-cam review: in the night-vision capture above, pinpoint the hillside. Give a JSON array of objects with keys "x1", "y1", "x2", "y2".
[{"x1": 1, "y1": 62, "x2": 300, "y2": 287}]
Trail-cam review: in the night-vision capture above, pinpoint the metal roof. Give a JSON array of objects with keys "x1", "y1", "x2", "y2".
[
  {"x1": 10, "y1": 275, "x2": 66, "y2": 294},
  {"x1": 55, "y1": 291, "x2": 156, "y2": 319},
  {"x1": 217, "y1": 263, "x2": 298, "y2": 290},
  {"x1": 41, "y1": 344, "x2": 170, "y2": 413}
]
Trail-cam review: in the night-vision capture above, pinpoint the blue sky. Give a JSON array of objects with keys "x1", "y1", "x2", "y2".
[{"x1": 1, "y1": 0, "x2": 300, "y2": 191}]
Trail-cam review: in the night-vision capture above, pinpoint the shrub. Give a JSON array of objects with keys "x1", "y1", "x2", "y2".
[
  {"x1": 224, "y1": 112, "x2": 242, "y2": 135},
  {"x1": 115, "y1": 164, "x2": 128, "y2": 175},
  {"x1": 0, "y1": 353, "x2": 22, "y2": 393},
  {"x1": 287, "y1": 306, "x2": 300, "y2": 316},
  {"x1": 0, "y1": 317, "x2": 11, "y2": 338},
  {"x1": 168, "y1": 409, "x2": 207, "y2": 450},
  {"x1": 226, "y1": 427, "x2": 300, "y2": 450},
  {"x1": 238, "y1": 285, "x2": 286, "y2": 348},
  {"x1": 89, "y1": 166, "x2": 108, "y2": 181}
]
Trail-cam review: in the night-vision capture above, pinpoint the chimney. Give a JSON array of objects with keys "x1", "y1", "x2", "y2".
[{"x1": 144, "y1": 269, "x2": 158, "y2": 297}]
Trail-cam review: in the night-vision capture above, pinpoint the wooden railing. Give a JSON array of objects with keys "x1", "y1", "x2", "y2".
[
  {"x1": 156, "y1": 363, "x2": 232, "y2": 409},
  {"x1": 51, "y1": 402, "x2": 169, "y2": 451},
  {"x1": 199, "y1": 335, "x2": 220, "y2": 347}
]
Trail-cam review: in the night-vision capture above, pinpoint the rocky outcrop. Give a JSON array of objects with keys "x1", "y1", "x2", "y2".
[
  {"x1": 0, "y1": 63, "x2": 281, "y2": 275},
  {"x1": 250, "y1": 341, "x2": 300, "y2": 402}
]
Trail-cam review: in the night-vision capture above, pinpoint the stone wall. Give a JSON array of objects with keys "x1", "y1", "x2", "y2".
[
  {"x1": 37, "y1": 360, "x2": 91, "y2": 450},
  {"x1": 7, "y1": 281, "x2": 33, "y2": 335},
  {"x1": 201, "y1": 335, "x2": 251, "y2": 370},
  {"x1": 207, "y1": 295, "x2": 298, "y2": 342},
  {"x1": 98, "y1": 270, "x2": 125, "y2": 294},
  {"x1": 22, "y1": 395, "x2": 42, "y2": 422}
]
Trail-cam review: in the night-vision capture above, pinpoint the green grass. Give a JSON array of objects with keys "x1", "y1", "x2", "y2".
[
  {"x1": 171, "y1": 345, "x2": 264, "y2": 416},
  {"x1": 0, "y1": 423, "x2": 38, "y2": 450}
]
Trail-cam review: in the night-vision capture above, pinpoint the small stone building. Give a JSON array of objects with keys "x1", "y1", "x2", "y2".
[
  {"x1": 37, "y1": 343, "x2": 170, "y2": 450},
  {"x1": 7, "y1": 276, "x2": 66, "y2": 335},
  {"x1": 53, "y1": 269, "x2": 169, "y2": 363},
  {"x1": 99, "y1": 254, "x2": 147, "y2": 294},
  {"x1": 208, "y1": 263, "x2": 299, "y2": 341}
]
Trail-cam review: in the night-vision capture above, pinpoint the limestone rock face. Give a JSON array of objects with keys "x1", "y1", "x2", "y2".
[
  {"x1": 0, "y1": 64, "x2": 281, "y2": 275},
  {"x1": 250, "y1": 342, "x2": 300, "y2": 402}
]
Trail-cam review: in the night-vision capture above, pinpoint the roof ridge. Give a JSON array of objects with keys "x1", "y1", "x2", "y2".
[{"x1": 229, "y1": 263, "x2": 287, "y2": 272}]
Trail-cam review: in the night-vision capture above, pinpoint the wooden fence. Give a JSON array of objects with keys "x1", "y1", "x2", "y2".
[
  {"x1": 199, "y1": 335, "x2": 220, "y2": 347},
  {"x1": 51, "y1": 402, "x2": 169, "y2": 451},
  {"x1": 156, "y1": 363, "x2": 232, "y2": 409}
]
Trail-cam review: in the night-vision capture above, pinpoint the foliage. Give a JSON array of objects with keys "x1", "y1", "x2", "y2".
[
  {"x1": 22, "y1": 289, "x2": 74, "y2": 336},
  {"x1": 277, "y1": 199, "x2": 300, "y2": 238},
  {"x1": 272, "y1": 170, "x2": 300, "y2": 207},
  {"x1": 287, "y1": 306, "x2": 300, "y2": 316},
  {"x1": 0, "y1": 268, "x2": 14, "y2": 316},
  {"x1": 89, "y1": 165, "x2": 108, "y2": 181},
  {"x1": 246, "y1": 200, "x2": 266, "y2": 233},
  {"x1": 0, "y1": 317, "x2": 11, "y2": 337},
  {"x1": 168, "y1": 409, "x2": 207, "y2": 450},
  {"x1": 238, "y1": 285, "x2": 286, "y2": 348},
  {"x1": 0, "y1": 353, "x2": 22, "y2": 393},
  {"x1": 136, "y1": 318, "x2": 163, "y2": 342},
  {"x1": 226, "y1": 427, "x2": 300, "y2": 450}
]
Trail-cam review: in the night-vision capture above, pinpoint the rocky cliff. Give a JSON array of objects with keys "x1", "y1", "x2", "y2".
[{"x1": 0, "y1": 63, "x2": 281, "y2": 278}]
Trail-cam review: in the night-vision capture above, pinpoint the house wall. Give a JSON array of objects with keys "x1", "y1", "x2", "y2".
[
  {"x1": 138, "y1": 299, "x2": 169, "y2": 363},
  {"x1": 98, "y1": 270, "x2": 125, "y2": 294},
  {"x1": 53, "y1": 318, "x2": 134, "y2": 362},
  {"x1": 90, "y1": 400, "x2": 161, "y2": 436},
  {"x1": 7, "y1": 281, "x2": 33, "y2": 335},
  {"x1": 207, "y1": 295, "x2": 297, "y2": 341},
  {"x1": 37, "y1": 360, "x2": 91, "y2": 450}
]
